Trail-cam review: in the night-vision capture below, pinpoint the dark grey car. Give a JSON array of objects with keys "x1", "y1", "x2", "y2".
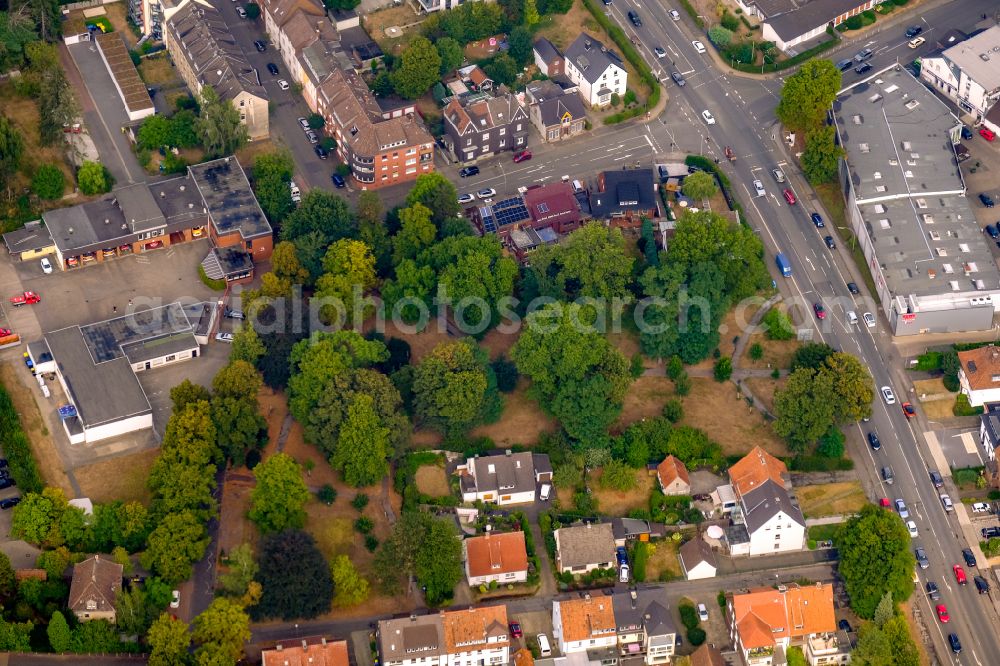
[{"x1": 671, "y1": 71, "x2": 685, "y2": 86}]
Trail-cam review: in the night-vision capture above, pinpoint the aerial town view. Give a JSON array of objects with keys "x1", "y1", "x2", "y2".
[{"x1": 0, "y1": 0, "x2": 999, "y2": 662}]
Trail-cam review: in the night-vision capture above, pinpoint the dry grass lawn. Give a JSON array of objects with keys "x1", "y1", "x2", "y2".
[
  {"x1": 374, "y1": 320, "x2": 454, "y2": 364},
  {"x1": 75, "y1": 449, "x2": 158, "y2": 504},
  {"x1": 743, "y1": 376, "x2": 786, "y2": 414},
  {"x1": 742, "y1": 331, "x2": 801, "y2": 369},
  {"x1": 614, "y1": 376, "x2": 675, "y2": 433},
  {"x1": 590, "y1": 467, "x2": 653, "y2": 516},
  {"x1": 796, "y1": 482, "x2": 867, "y2": 518},
  {"x1": 218, "y1": 472, "x2": 258, "y2": 556},
  {"x1": 721, "y1": 302, "x2": 764, "y2": 358},
  {"x1": 363, "y1": 4, "x2": 424, "y2": 55},
  {"x1": 913, "y1": 378, "x2": 952, "y2": 397},
  {"x1": 608, "y1": 331, "x2": 641, "y2": 361},
  {"x1": 645, "y1": 538, "x2": 683, "y2": 581},
  {"x1": 414, "y1": 464, "x2": 450, "y2": 497},
  {"x1": 138, "y1": 55, "x2": 180, "y2": 87},
  {"x1": 680, "y1": 377, "x2": 788, "y2": 457},
  {"x1": 480, "y1": 327, "x2": 519, "y2": 360},
  {"x1": 912, "y1": 378, "x2": 956, "y2": 421},
  {"x1": 470, "y1": 380, "x2": 556, "y2": 446},
  {"x1": 901, "y1": 600, "x2": 933, "y2": 666},
  {"x1": 0, "y1": 363, "x2": 73, "y2": 494}
]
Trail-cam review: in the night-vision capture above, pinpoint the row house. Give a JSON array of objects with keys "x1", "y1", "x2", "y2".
[
  {"x1": 317, "y1": 69, "x2": 435, "y2": 189},
  {"x1": 920, "y1": 26, "x2": 1000, "y2": 126},
  {"x1": 525, "y1": 80, "x2": 587, "y2": 144},
  {"x1": 553, "y1": 592, "x2": 676, "y2": 665},
  {"x1": 378, "y1": 607, "x2": 510, "y2": 666},
  {"x1": 444, "y1": 91, "x2": 529, "y2": 163}
]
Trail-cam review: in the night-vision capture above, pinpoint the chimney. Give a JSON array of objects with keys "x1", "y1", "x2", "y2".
[
  {"x1": 302, "y1": 640, "x2": 308, "y2": 650},
  {"x1": 276, "y1": 644, "x2": 283, "y2": 651},
  {"x1": 321, "y1": 638, "x2": 327, "y2": 646},
  {"x1": 505, "y1": 449, "x2": 512, "y2": 456}
]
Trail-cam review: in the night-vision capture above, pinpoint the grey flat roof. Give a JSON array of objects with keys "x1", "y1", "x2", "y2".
[
  {"x1": 44, "y1": 198, "x2": 129, "y2": 251},
  {"x1": 149, "y1": 175, "x2": 209, "y2": 226},
  {"x1": 115, "y1": 183, "x2": 166, "y2": 232},
  {"x1": 765, "y1": 0, "x2": 869, "y2": 41},
  {"x1": 942, "y1": 25, "x2": 1000, "y2": 92},
  {"x1": 188, "y1": 158, "x2": 272, "y2": 240},
  {"x1": 834, "y1": 66, "x2": 1000, "y2": 298},
  {"x1": 2, "y1": 223, "x2": 53, "y2": 254},
  {"x1": 121, "y1": 332, "x2": 199, "y2": 365},
  {"x1": 79, "y1": 302, "x2": 193, "y2": 363},
  {"x1": 45, "y1": 327, "x2": 151, "y2": 429}
]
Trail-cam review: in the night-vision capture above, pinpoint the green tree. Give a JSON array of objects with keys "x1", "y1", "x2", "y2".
[
  {"x1": 508, "y1": 26, "x2": 533, "y2": 66},
  {"x1": 393, "y1": 203, "x2": 438, "y2": 263},
  {"x1": 253, "y1": 529, "x2": 333, "y2": 620},
  {"x1": 141, "y1": 510, "x2": 211, "y2": 584},
  {"x1": 375, "y1": 512, "x2": 461, "y2": 605},
  {"x1": 599, "y1": 460, "x2": 636, "y2": 491},
  {"x1": 762, "y1": 307, "x2": 795, "y2": 340},
  {"x1": 11, "y1": 487, "x2": 72, "y2": 548},
  {"x1": 330, "y1": 553, "x2": 370, "y2": 607},
  {"x1": 393, "y1": 36, "x2": 442, "y2": 99},
  {"x1": 36, "y1": 546, "x2": 70, "y2": 580},
  {"x1": 148, "y1": 613, "x2": 191, "y2": 666},
  {"x1": 253, "y1": 150, "x2": 295, "y2": 223},
  {"x1": 790, "y1": 342, "x2": 836, "y2": 371},
  {"x1": 523, "y1": 0, "x2": 540, "y2": 26},
  {"x1": 0, "y1": 552, "x2": 15, "y2": 600},
  {"x1": 212, "y1": 395, "x2": 266, "y2": 467},
  {"x1": 137, "y1": 114, "x2": 172, "y2": 150},
  {"x1": 244, "y1": 2, "x2": 260, "y2": 19},
  {"x1": 0, "y1": 115, "x2": 24, "y2": 193},
  {"x1": 817, "y1": 427, "x2": 845, "y2": 458},
  {"x1": 413, "y1": 340, "x2": 498, "y2": 434},
  {"x1": 315, "y1": 239, "x2": 377, "y2": 325},
  {"x1": 852, "y1": 614, "x2": 919, "y2": 666},
  {"x1": 382, "y1": 259, "x2": 436, "y2": 325},
  {"x1": 331, "y1": 394, "x2": 391, "y2": 487},
  {"x1": 773, "y1": 367, "x2": 835, "y2": 451},
  {"x1": 116, "y1": 583, "x2": 155, "y2": 637},
  {"x1": 484, "y1": 53, "x2": 518, "y2": 87},
  {"x1": 170, "y1": 379, "x2": 211, "y2": 412},
  {"x1": 196, "y1": 87, "x2": 249, "y2": 158},
  {"x1": 31, "y1": 163, "x2": 65, "y2": 200},
  {"x1": 230, "y1": 324, "x2": 265, "y2": 365},
  {"x1": 512, "y1": 303, "x2": 631, "y2": 442},
  {"x1": 776, "y1": 59, "x2": 841, "y2": 133},
  {"x1": 77, "y1": 161, "x2": 112, "y2": 195},
  {"x1": 47, "y1": 610, "x2": 71, "y2": 652},
  {"x1": 435, "y1": 235, "x2": 518, "y2": 332},
  {"x1": 38, "y1": 66, "x2": 78, "y2": 146},
  {"x1": 0, "y1": 11, "x2": 39, "y2": 72},
  {"x1": 405, "y1": 172, "x2": 460, "y2": 225},
  {"x1": 802, "y1": 125, "x2": 845, "y2": 184},
  {"x1": 873, "y1": 591, "x2": 895, "y2": 627},
  {"x1": 837, "y1": 505, "x2": 915, "y2": 619},
  {"x1": 552, "y1": 462, "x2": 583, "y2": 489},
  {"x1": 714, "y1": 356, "x2": 732, "y2": 382},
  {"x1": 218, "y1": 543, "x2": 258, "y2": 597},
  {"x1": 70, "y1": 619, "x2": 120, "y2": 653},
  {"x1": 192, "y1": 597, "x2": 251, "y2": 665},
  {"x1": 529, "y1": 224, "x2": 634, "y2": 301},
  {"x1": 436, "y1": 36, "x2": 463, "y2": 75},
  {"x1": 249, "y1": 453, "x2": 311, "y2": 533},
  {"x1": 280, "y1": 190, "x2": 356, "y2": 257},
  {"x1": 212, "y1": 360, "x2": 262, "y2": 401},
  {"x1": 749, "y1": 343, "x2": 764, "y2": 361},
  {"x1": 707, "y1": 25, "x2": 733, "y2": 47},
  {"x1": 682, "y1": 170, "x2": 718, "y2": 200}
]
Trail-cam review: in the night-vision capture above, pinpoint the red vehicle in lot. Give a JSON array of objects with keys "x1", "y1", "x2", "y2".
[
  {"x1": 953, "y1": 565, "x2": 967, "y2": 585},
  {"x1": 513, "y1": 150, "x2": 532, "y2": 163},
  {"x1": 9, "y1": 291, "x2": 40, "y2": 307},
  {"x1": 509, "y1": 622, "x2": 522, "y2": 638},
  {"x1": 981, "y1": 128, "x2": 996, "y2": 142}
]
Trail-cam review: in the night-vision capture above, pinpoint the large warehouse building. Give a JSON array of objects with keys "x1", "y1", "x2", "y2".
[{"x1": 832, "y1": 65, "x2": 1000, "y2": 336}]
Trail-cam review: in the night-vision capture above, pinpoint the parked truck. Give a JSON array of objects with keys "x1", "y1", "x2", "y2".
[{"x1": 776, "y1": 253, "x2": 792, "y2": 277}]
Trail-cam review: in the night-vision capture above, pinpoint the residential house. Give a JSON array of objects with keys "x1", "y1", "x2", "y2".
[
  {"x1": 444, "y1": 92, "x2": 530, "y2": 162},
  {"x1": 165, "y1": 0, "x2": 269, "y2": 139},
  {"x1": 563, "y1": 33, "x2": 627, "y2": 108},
  {"x1": 263, "y1": 0, "x2": 340, "y2": 95},
  {"x1": 262, "y1": 638, "x2": 349, "y2": 666},
  {"x1": 729, "y1": 446, "x2": 788, "y2": 498},
  {"x1": 589, "y1": 169, "x2": 659, "y2": 224},
  {"x1": 525, "y1": 80, "x2": 587, "y2": 143},
  {"x1": 679, "y1": 537, "x2": 718, "y2": 580},
  {"x1": 379, "y1": 614, "x2": 446, "y2": 666},
  {"x1": 68, "y1": 555, "x2": 123, "y2": 623},
  {"x1": 416, "y1": 0, "x2": 473, "y2": 12},
  {"x1": 656, "y1": 455, "x2": 691, "y2": 496},
  {"x1": 260, "y1": 0, "x2": 325, "y2": 65},
  {"x1": 552, "y1": 594, "x2": 617, "y2": 655},
  {"x1": 316, "y1": 68, "x2": 435, "y2": 190},
  {"x1": 728, "y1": 583, "x2": 850, "y2": 666},
  {"x1": 979, "y1": 407, "x2": 1000, "y2": 462},
  {"x1": 553, "y1": 522, "x2": 616, "y2": 574},
  {"x1": 690, "y1": 644, "x2": 726, "y2": 666},
  {"x1": 958, "y1": 347, "x2": 1000, "y2": 407},
  {"x1": 533, "y1": 38, "x2": 564, "y2": 77},
  {"x1": 457, "y1": 451, "x2": 552, "y2": 505},
  {"x1": 523, "y1": 181, "x2": 583, "y2": 233},
  {"x1": 727, "y1": 446, "x2": 804, "y2": 556},
  {"x1": 611, "y1": 517, "x2": 661, "y2": 547},
  {"x1": 611, "y1": 590, "x2": 677, "y2": 665},
  {"x1": 920, "y1": 25, "x2": 1000, "y2": 125},
  {"x1": 441, "y1": 606, "x2": 510, "y2": 666},
  {"x1": 755, "y1": 0, "x2": 877, "y2": 52},
  {"x1": 463, "y1": 531, "x2": 529, "y2": 587}
]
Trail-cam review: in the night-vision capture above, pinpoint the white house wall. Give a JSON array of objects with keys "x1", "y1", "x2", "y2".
[{"x1": 84, "y1": 413, "x2": 154, "y2": 444}]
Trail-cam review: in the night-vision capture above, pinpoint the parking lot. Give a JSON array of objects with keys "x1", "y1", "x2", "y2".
[{"x1": 960, "y1": 131, "x2": 1000, "y2": 253}]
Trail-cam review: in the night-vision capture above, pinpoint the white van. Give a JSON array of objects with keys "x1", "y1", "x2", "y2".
[
  {"x1": 289, "y1": 180, "x2": 301, "y2": 203},
  {"x1": 539, "y1": 483, "x2": 552, "y2": 501},
  {"x1": 537, "y1": 634, "x2": 551, "y2": 657}
]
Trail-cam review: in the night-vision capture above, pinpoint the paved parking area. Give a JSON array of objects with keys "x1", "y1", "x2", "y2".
[
  {"x1": 509, "y1": 609, "x2": 555, "y2": 655},
  {"x1": 961, "y1": 134, "x2": 1000, "y2": 248},
  {"x1": 926, "y1": 427, "x2": 985, "y2": 471}
]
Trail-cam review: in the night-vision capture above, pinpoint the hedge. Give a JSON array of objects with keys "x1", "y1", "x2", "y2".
[
  {"x1": 0, "y1": 387, "x2": 43, "y2": 493},
  {"x1": 684, "y1": 155, "x2": 748, "y2": 224},
  {"x1": 197, "y1": 265, "x2": 226, "y2": 291},
  {"x1": 580, "y1": 0, "x2": 661, "y2": 124},
  {"x1": 787, "y1": 455, "x2": 854, "y2": 472},
  {"x1": 678, "y1": 0, "x2": 703, "y2": 27},
  {"x1": 730, "y1": 34, "x2": 839, "y2": 73}
]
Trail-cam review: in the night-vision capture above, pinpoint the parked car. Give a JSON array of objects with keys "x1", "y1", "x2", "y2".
[
  {"x1": 254, "y1": 39, "x2": 266, "y2": 52},
  {"x1": 915, "y1": 547, "x2": 929, "y2": 569},
  {"x1": 953, "y1": 564, "x2": 967, "y2": 585},
  {"x1": 974, "y1": 575, "x2": 990, "y2": 594},
  {"x1": 906, "y1": 520, "x2": 918, "y2": 537},
  {"x1": 0, "y1": 478, "x2": 15, "y2": 491},
  {"x1": 616, "y1": 546, "x2": 628, "y2": 566},
  {"x1": 697, "y1": 603, "x2": 708, "y2": 622},
  {"x1": 314, "y1": 145, "x2": 328, "y2": 159},
  {"x1": 10, "y1": 291, "x2": 40, "y2": 307},
  {"x1": 863, "y1": 312, "x2": 876, "y2": 328},
  {"x1": 671, "y1": 71, "x2": 686, "y2": 86},
  {"x1": 215, "y1": 332, "x2": 234, "y2": 343},
  {"x1": 224, "y1": 308, "x2": 245, "y2": 320},
  {"x1": 509, "y1": 622, "x2": 522, "y2": 639},
  {"x1": 981, "y1": 127, "x2": 996, "y2": 141},
  {"x1": 692, "y1": 40, "x2": 706, "y2": 54},
  {"x1": 962, "y1": 126, "x2": 974, "y2": 140},
  {"x1": 929, "y1": 470, "x2": 944, "y2": 487},
  {"x1": 512, "y1": 150, "x2": 532, "y2": 163},
  {"x1": 171, "y1": 590, "x2": 180, "y2": 609},
  {"x1": 824, "y1": 236, "x2": 835, "y2": 249},
  {"x1": 627, "y1": 10, "x2": 641, "y2": 26},
  {"x1": 908, "y1": 37, "x2": 925, "y2": 48},
  {"x1": 855, "y1": 63, "x2": 873, "y2": 75},
  {"x1": 458, "y1": 193, "x2": 475, "y2": 204},
  {"x1": 847, "y1": 281, "x2": 860, "y2": 294},
  {"x1": 459, "y1": 166, "x2": 480, "y2": 178},
  {"x1": 298, "y1": 117, "x2": 310, "y2": 130},
  {"x1": 940, "y1": 494, "x2": 953, "y2": 512},
  {"x1": 838, "y1": 619, "x2": 852, "y2": 632},
  {"x1": 236, "y1": 6, "x2": 247, "y2": 17},
  {"x1": 881, "y1": 386, "x2": 896, "y2": 404},
  {"x1": 979, "y1": 193, "x2": 995, "y2": 208},
  {"x1": 306, "y1": 130, "x2": 319, "y2": 144},
  {"x1": 926, "y1": 581, "x2": 941, "y2": 600},
  {"x1": 267, "y1": 63, "x2": 279, "y2": 75},
  {"x1": 855, "y1": 48, "x2": 874, "y2": 62},
  {"x1": 894, "y1": 498, "x2": 908, "y2": 518},
  {"x1": 982, "y1": 526, "x2": 1000, "y2": 539},
  {"x1": 0, "y1": 497, "x2": 20, "y2": 510},
  {"x1": 962, "y1": 548, "x2": 977, "y2": 568},
  {"x1": 986, "y1": 224, "x2": 1000, "y2": 239},
  {"x1": 972, "y1": 502, "x2": 992, "y2": 513},
  {"x1": 40, "y1": 258, "x2": 52, "y2": 274},
  {"x1": 331, "y1": 173, "x2": 346, "y2": 189},
  {"x1": 477, "y1": 188, "x2": 497, "y2": 199},
  {"x1": 277, "y1": 79, "x2": 290, "y2": 91},
  {"x1": 836, "y1": 58, "x2": 854, "y2": 71}
]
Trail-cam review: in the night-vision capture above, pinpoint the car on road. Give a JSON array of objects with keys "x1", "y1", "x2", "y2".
[
  {"x1": 215, "y1": 332, "x2": 234, "y2": 343},
  {"x1": 915, "y1": 547, "x2": 929, "y2": 569},
  {"x1": 908, "y1": 37, "x2": 925, "y2": 48},
  {"x1": 753, "y1": 180, "x2": 765, "y2": 197},
  {"x1": 171, "y1": 590, "x2": 180, "y2": 609},
  {"x1": 986, "y1": 224, "x2": 999, "y2": 238},
  {"x1": 948, "y1": 633, "x2": 961, "y2": 654},
  {"x1": 459, "y1": 166, "x2": 480, "y2": 178},
  {"x1": 813, "y1": 302, "x2": 826, "y2": 320},
  {"x1": 669, "y1": 9, "x2": 680, "y2": 20},
  {"x1": 902, "y1": 402, "x2": 915, "y2": 419},
  {"x1": 810, "y1": 212, "x2": 824, "y2": 227},
  {"x1": 513, "y1": 150, "x2": 532, "y2": 163},
  {"x1": 824, "y1": 236, "x2": 835, "y2": 249},
  {"x1": 236, "y1": 6, "x2": 247, "y2": 17},
  {"x1": 0, "y1": 497, "x2": 20, "y2": 510},
  {"x1": 895, "y1": 498, "x2": 908, "y2": 518},
  {"x1": 953, "y1": 564, "x2": 967, "y2": 585},
  {"x1": 940, "y1": 494, "x2": 953, "y2": 512},
  {"x1": 701, "y1": 110, "x2": 716, "y2": 125},
  {"x1": 277, "y1": 79, "x2": 290, "y2": 90},
  {"x1": 979, "y1": 193, "x2": 995, "y2": 208},
  {"x1": 671, "y1": 71, "x2": 685, "y2": 86},
  {"x1": 863, "y1": 312, "x2": 876, "y2": 328},
  {"x1": 929, "y1": 470, "x2": 943, "y2": 488},
  {"x1": 692, "y1": 40, "x2": 706, "y2": 54},
  {"x1": 962, "y1": 548, "x2": 976, "y2": 568},
  {"x1": 847, "y1": 282, "x2": 860, "y2": 294},
  {"x1": 880, "y1": 497, "x2": 891, "y2": 508},
  {"x1": 982, "y1": 526, "x2": 1000, "y2": 539},
  {"x1": 40, "y1": 258, "x2": 52, "y2": 274},
  {"x1": 905, "y1": 25, "x2": 923, "y2": 38},
  {"x1": 936, "y1": 604, "x2": 949, "y2": 623},
  {"x1": 254, "y1": 39, "x2": 266, "y2": 52},
  {"x1": 906, "y1": 520, "x2": 918, "y2": 537},
  {"x1": 509, "y1": 622, "x2": 522, "y2": 638},
  {"x1": 855, "y1": 48, "x2": 874, "y2": 62},
  {"x1": 982, "y1": 128, "x2": 996, "y2": 141},
  {"x1": 783, "y1": 189, "x2": 796, "y2": 204},
  {"x1": 772, "y1": 168, "x2": 785, "y2": 183},
  {"x1": 697, "y1": 603, "x2": 708, "y2": 621},
  {"x1": 867, "y1": 431, "x2": 881, "y2": 451},
  {"x1": 458, "y1": 193, "x2": 475, "y2": 204},
  {"x1": 881, "y1": 386, "x2": 896, "y2": 404},
  {"x1": 314, "y1": 145, "x2": 328, "y2": 159},
  {"x1": 962, "y1": 126, "x2": 974, "y2": 140},
  {"x1": 628, "y1": 10, "x2": 641, "y2": 26},
  {"x1": 855, "y1": 62, "x2": 873, "y2": 75},
  {"x1": 298, "y1": 117, "x2": 310, "y2": 130},
  {"x1": 654, "y1": 46, "x2": 667, "y2": 58},
  {"x1": 836, "y1": 58, "x2": 854, "y2": 71},
  {"x1": 926, "y1": 581, "x2": 941, "y2": 600},
  {"x1": 267, "y1": 63, "x2": 279, "y2": 75},
  {"x1": 477, "y1": 188, "x2": 497, "y2": 199},
  {"x1": 331, "y1": 173, "x2": 346, "y2": 189},
  {"x1": 838, "y1": 619, "x2": 852, "y2": 633},
  {"x1": 974, "y1": 575, "x2": 990, "y2": 594}
]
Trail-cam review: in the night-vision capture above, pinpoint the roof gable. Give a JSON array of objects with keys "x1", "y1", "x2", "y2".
[
  {"x1": 465, "y1": 531, "x2": 529, "y2": 577},
  {"x1": 68, "y1": 555, "x2": 123, "y2": 615},
  {"x1": 729, "y1": 445, "x2": 787, "y2": 496}
]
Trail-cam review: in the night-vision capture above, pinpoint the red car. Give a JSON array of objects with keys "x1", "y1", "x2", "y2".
[
  {"x1": 981, "y1": 128, "x2": 996, "y2": 142},
  {"x1": 509, "y1": 622, "x2": 522, "y2": 638},
  {"x1": 0, "y1": 328, "x2": 11, "y2": 337},
  {"x1": 954, "y1": 565, "x2": 967, "y2": 585},
  {"x1": 936, "y1": 604, "x2": 950, "y2": 623},
  {"x1": 9, "y1": 291, "x2": 40, "y2": 307},
  {"x1": 813, "y1": 302, "x2": 826, "y2": 320},
  {"x1": 513, "y1": 150, "x2": 532, "y2": 163},
  {"x1": 902, "y1": 402, "x2": 915, "y2": 419},
  {"x1": 879, "y1": 497, "x2": 891, "y2": 508},
  {"x1": 783, "y1": 188, "x2": 796, "y2": 204}
]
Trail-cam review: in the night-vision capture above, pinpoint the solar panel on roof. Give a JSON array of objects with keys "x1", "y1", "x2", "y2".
[{"x1": 482, "y1": 215, "x2": 498, "y2": 234}]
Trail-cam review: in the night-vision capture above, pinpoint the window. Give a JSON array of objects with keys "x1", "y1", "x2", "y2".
[
  {"x1": 483, "y1": 133, "x2": 490, "y2": 141},
  {"x1": 499, "y1": 128, "x2": 505, "y2": 136},
  {"x1": 165, "y1": 355, "x2": 176, "y2": 362},
  {"x1": 516, "y1": 124, "x2": 522, "y2": 131}
]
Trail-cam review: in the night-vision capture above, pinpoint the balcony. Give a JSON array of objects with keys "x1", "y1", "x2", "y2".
[{"x1": 807, "y1": 632, "x2": 850, "y2": 658}]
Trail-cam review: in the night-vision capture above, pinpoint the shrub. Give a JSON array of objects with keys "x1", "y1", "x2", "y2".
[
  {"x1": 862, "y1": 9, "x2": 876, "y2": 21},
  {"x1": 989, "y1": 490, "x2": 1000, "y2": 501},
  {"x1": 911, "y1": 351, "x2": 942, "y2": 371},
  {"x1": 678, "y1": 603, "x2": 698, "y2": 630},
  {"x1": 714, "y1": 357, "x2": 732, "y2": 382},
  {"x1": 892, "y1": 0, "x2": 908, "y2": 5},
  {"x1": 749, "y1": 343, "x2": 764, "y2": 360},
  {"x1": 717, "y1": 590, "x2": 727, "y2": 608},
  {"x1": 981, "y1": 538, "x2": 1000, "y2": 557},
  {"x1": 788, "y1": 455, "x2": 854, "y2": 471},
  {"x1": 953, "y1": 467, "x2": 982, "y2": 487},
  {"x1": 623, "y1": 90, "x2": 637, "y2": 106},
  {"x1": 351, "y1": 493, "x2": 369, "y2": 511},
  {"x1": 31, "y1": 164, "x2": 66, "y2": 200},
  {"x1": 667, "y1": 356, "x2": 684, "y2": 380},
  {"x1": 674, "y1": 372, "x2": 691, "y2": 396},
  {"x1": 631, "y1": 542, "x2": 648, "y2": 582},
  {"x1": 491, "y1": 358, "x2": 519, "y2": 393},
  {"x1": 630, "y1": 353, "x2": 645, "y2": 378},
  {"x1": 720, "y1": 12, "x2": 740, "y2": 31},
  {"x1": 687, "y1": 627, "x2": 706, "y2": 646},
  {"x1": 708, "y1": 26, "x2": 734, "y2": 47},
  {"x1": 317, "y1": 484, "x2": 337, "y2": 505},
  {"x1": 197, "y1": 265, "x2": 226, "y2": 291},
  {"x1": 0, "y1": 389, "x2": 43, "y2": 493},
  {"x1": 610, "y1": 93, "x2": 621, "y2": 107},
  {"x1": 354, "y1": 517, "x2": 374, "y2": 534},
  {"x1": 662, "y1": 399, "x2": 684, "y2": 423},
  {"x1": 844, "y1": 15, "x2": 864, "y2": 29},
  {"x1": 762, "y1": 308, "x2": 795, "y2": 340}
]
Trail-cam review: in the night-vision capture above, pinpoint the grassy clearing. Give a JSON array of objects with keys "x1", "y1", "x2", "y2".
[
  {"x1": 138, "y1": 55, "x2": 180, "y2": 87},
  {"x1": 807, "y1": 524, "x2": 840, "y2": 544},
  {"x1": 75, "y1": 449, "x2": 158, "y2": 504},
  {"x1": 742, "y1": 376, "x2": 785, "y2": 413},
  {"x1": 680, "y1": 377, "x2": 788, "y2": 457},
  {"x1": 589, "y1": 468, "x2": 653, "y2": 515},
  {"x1": 363, "y1": 4, "x2": 424, "y2": 55},
  {"x1": 614, "y1": 376, "x2": 675, "y2": 432},
  {"x1": 796, "y1": 482, "x2": 867, "y2": 518},
  {"x1": 645, "y1": 538, "x2": 682, "y2": 581},
  {"x1": 414, "y1": 464, "x2": 451, "y2": 497},
  {"x1": 470, "y1": 380, "x2": 557, "y2": 446},
  {"x1": 742, "y1": 331, "x2": 800, "y2": 369}
]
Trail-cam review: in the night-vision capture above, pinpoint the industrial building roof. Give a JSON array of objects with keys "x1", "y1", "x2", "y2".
[
  {"x1": 94, "y1": 32, "x2": 154, "y2": 116},
  {"x1": 188, "y1": 157, "x2": 272, "y2": 240}
]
